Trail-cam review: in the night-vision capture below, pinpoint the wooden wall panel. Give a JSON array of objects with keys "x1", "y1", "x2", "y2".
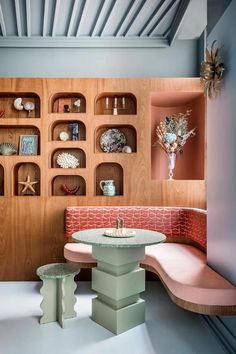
[{"x1": 0, "y1": 78, "x2": 206, "y2": 280}]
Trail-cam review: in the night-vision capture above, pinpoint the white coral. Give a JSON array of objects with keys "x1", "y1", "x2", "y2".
[{"x1": 56, "y1": 153, "x2": 79, "y2": 168}]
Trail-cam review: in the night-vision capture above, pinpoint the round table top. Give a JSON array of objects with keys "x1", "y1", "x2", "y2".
[
  {"x1": 72, "y1": 228, "x2": 166, "y2": 248},
  {"x1": 37, "y1": 263, "x2": 80, "y2": 279}
]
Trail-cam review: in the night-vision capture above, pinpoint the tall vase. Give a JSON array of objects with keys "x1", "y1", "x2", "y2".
[{"x1": 168, "y1": 152, "x2": 176, "y2": 180}]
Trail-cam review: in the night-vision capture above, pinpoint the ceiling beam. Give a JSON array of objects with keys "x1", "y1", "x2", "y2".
[
  {"x1": 14, "y1": 0, "x2": 22, "y2": 37},
  {"x1": 52, "y1": 0, "x2": 61, "y2": 37},
  {"x1": 26, "y1": 0, "x2": 31, "y2": 37},
  {"x1": 43, "y1": 0, "x2": 49, "y2": 37},
  {"x1": 149, "y1": 0, "x2": 178, "y2": 37},
  {"x1": 123, "y1": 0, "x2": 147, "y2": 36},
  {"x1": 98, "y1": 0, "x2": 116, "y2": 36},
  {"x1": 168, "y1": 0, "x2": 190, "y2": 45},
  {"x1": 90, "y1": 0, "x2": 107, "y2": 37},
  {"x1": 76, "y1": 0, "x2": 89, "y2": 37},
  {"x1": 0, "y1": 3, "x2": 6, "y2": 37},
  {"x1": 67, "y1": 0, "x2": 80, "y2": 37},
  {"x1": 139, "y1": 0, "x2": 167, "y2": 36},
  {"x1": 0, "y1": 36, "x2": 169, "y2": 48}
]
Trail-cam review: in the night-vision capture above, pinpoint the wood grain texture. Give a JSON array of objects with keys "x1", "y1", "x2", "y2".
[{"x1": 0, "y1": 78, "x2": 206, "y2": 280}]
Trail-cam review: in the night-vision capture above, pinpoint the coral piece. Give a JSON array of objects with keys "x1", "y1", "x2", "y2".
[
  {"x1": 56, "y1": 153, "x2": 80, "y2": 169},
  {"x1": 61, "y1": 184, "x2": 80, "y2": 195},
  {"x1": 0, "y1": 142, "x2": 17, "y2": 155},
  {"x1": 18, "y1": 175, "x2": 39, "y2": 194},
  {"x1": 0, "y1": 110, "x2": 5, "y2": 118}
]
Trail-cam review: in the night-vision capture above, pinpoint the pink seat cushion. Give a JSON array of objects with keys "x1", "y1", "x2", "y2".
[
  {"x1": 142, "y1": 243, "x2": 236, "y2": 306},
  {"x1": 64, "y1": 243, "x2": 95, "y2": 265}
]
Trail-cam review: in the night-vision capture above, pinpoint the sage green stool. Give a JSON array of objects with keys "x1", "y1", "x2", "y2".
[{"x1": 37, "y1": 263, "x2": 80, "y2": 328}]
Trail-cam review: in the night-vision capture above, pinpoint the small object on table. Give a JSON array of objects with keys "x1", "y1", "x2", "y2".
[
  {"x1": 69, "y1": 123, "x2": 79, "y2": 141},
  {"x1": 116, "y1": 217, "x2": 124, "y2": 229},
  {"x1": 18, "y1": 175, "x2": 39, "y2": 195},
  {"x1": 0, "y1": 110, "x2": 5, "y2": 118},
  {"x1": 36, "y1": 263, "x2": 80, "y2": 328},
  {"x1": 104, "y1": 228, "x2": 136, "y2": 237},
  {"x1": 59, "y1": 131, "x2": 69, "y2": 141},
  {"x1": 23, "y1": 101, "x2": 35, "y2": 117},
  {"x1": 61, "y1": 184, "x2": 80, "y2": 195}
]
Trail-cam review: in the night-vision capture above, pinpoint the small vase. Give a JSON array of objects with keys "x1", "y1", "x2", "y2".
[{"x1": 168, "y1": 153, "x2": 176, "y2": 180}]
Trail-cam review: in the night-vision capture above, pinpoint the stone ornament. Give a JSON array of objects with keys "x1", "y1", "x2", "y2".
[
  {"x1": 56, "y1": 153, "x2": 80, "y2": 168},
  {"x1": 0, "y1": 142, "x2": 17, "y2": 155}
]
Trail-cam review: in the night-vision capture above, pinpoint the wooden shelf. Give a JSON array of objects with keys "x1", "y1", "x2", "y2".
[
  {"x1": 0, "y1": 92, "x2": 40, "y2": 118},
  {"x1": 0, "y1": 125, "x2": 40, "y2": 155},
  {"x1": 50, "y1": 93, "x2": 86, "y2": 113},
  {"x1": 0, "y1": 164, "x2": 4, "y2": 195},
  {"x1": 151, "y1": 92, "x2": 205, "y2": 180},
  {"x1": 51, "y1": 175, "x2": 86, "y2": 196},
  {"x1": 95, "y1": 124, "x2": 137, "y2": 153},
  {"x1": 95, "y1": 162, "x2": 123, "y2": 196},
  {"x1": 95, "y1": 92, "x2": 137, "y2": 115},
  {"x1": 14, "y1": 162, "x2": 40, "y2": 196},
  {"x1": 51, "y1": 120, "x2": 86, "y2": 141},
  {"x1": 51, "y1": 148, "x2": 86, "y2": 168}
]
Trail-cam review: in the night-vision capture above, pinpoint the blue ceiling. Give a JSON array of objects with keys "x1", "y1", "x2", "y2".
[{"x1": 0, "y1": 0, "x2": 207, "y2": 48}]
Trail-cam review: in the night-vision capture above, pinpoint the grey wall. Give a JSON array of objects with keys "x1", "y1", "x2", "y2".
[
  {"x1": 207, "y1": 0, "x2": 236, "y2": 284},
  {"x1": 0, "y1": 40, "x2": 199, "y2": 77}
]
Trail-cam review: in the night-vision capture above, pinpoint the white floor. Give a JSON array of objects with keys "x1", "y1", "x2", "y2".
[{"x1": 0, "y1": 281, "x2": 225, "y2": 354}]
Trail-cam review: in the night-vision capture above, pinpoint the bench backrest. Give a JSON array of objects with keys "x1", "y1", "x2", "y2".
[{"x1": 65, "y1": 206, "x2": 206, "y2": 252}]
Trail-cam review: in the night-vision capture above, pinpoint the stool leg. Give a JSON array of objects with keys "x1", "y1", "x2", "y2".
[
  {"x1": 39, "y1": 278, "x2": 57, "y2": 324},
  {"x1": 57, "y1": 278, "x2": 66, "y2": 328},
  {"x1": 63, "y1": 275, "x2": 77, "y2": 319}
]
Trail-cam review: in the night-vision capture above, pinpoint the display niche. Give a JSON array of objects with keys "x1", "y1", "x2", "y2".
[
  {"x1": 52, "y1": 175, "x2": 86, "y2": 196},
  {"x1": 95, "y1": 92, "x2": 137, "y2": 115},
  {"x1": 51, "y1": 148, "x2": 86, "y2": 168},
  {"x1": 0, "y1": 92, "x2": 40, "y2": 118},
  {"x1": 51, "y1": 120, "x2": 86, "y2": 141},
  {"x1": 151, "y1": 91, "x2": 205, "y2": 180},
  {"x1": 95, "y1": 162, "x2": 123, "y2": 196},
  {"x1": 50, "y1": 93, "x2": 86, "y2": 113},
  {"x1": 14, "y1": 162, "x2": 40, "y2": 196}
]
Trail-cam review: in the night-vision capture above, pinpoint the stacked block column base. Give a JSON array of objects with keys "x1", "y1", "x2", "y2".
[{"x1": 91, "y1": 246, "x2": 145, "y2": 334}]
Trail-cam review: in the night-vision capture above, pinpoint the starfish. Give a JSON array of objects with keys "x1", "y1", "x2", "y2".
[{"x1": 18, "y1": 175, "x2": 39, "y2": 194}]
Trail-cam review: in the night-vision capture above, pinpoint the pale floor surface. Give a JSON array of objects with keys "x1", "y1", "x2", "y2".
[{"x1": 0, "y1": 281, "x2": 225, "y2": 354}]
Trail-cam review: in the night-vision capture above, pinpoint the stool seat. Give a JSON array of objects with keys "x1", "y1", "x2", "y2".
[
  {"x1": 37, "y1": 262, "x2": 80, "y2": 328},
  {"x1": 37, "y1": 263, "x2": 80, "y2": 279}
]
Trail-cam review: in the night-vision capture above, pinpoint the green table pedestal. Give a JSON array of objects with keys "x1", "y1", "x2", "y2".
[
  {"x1": 91, "y1": 246, "x2": 145, "y2": 334},
  {"x1": 37, "y1": 263, "x2": 80, "y2": 328}
]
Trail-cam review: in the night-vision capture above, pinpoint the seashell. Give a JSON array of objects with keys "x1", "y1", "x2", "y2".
[
  {"x1": 59, "y1": 131, "x2": 69, "y2": 141},
  {"x1": 14, "y1": 98, "x2": 24, "y2": 111},
  {"x1": 0, "y1": 142, "x2": 17, "y2": 155},
  {"x1": 23, "y1": 101, "x2": 35, "y2": 112},
  {"x1": 122, "y1": 145, "x2": 132, "y2": 153},
  {"x1": 56, "y1": 152, "x2": 79, "y2": 168}
]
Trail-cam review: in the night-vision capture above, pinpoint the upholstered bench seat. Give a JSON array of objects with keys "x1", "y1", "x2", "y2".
[{"x1": 64, "y1": 243, "x2": 96, "y2": 268}]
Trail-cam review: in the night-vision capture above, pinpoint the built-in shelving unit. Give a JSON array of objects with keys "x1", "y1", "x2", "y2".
[{"x1": 0, "y1": 78, "x2": 206, "y2": 280}]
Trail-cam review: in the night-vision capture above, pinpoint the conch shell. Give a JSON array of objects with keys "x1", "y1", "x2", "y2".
[{"x1": 14, "y1": 98, "x2": 24, "y2": 111}]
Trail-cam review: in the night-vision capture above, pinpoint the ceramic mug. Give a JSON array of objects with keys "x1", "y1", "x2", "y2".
[{"x1": 100, "y1": 180, "x2": 116, "y2": 196}]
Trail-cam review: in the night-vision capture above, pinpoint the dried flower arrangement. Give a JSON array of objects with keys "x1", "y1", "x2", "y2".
[{"x1": 155, "y1": 110, "x2": 195, "y2": 154}]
